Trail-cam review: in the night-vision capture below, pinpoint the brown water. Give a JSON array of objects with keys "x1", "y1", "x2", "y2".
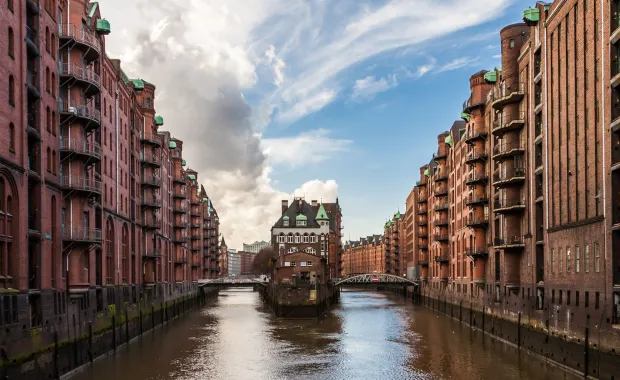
[{"x1": 69, "y1": 289, "x2": 580, "y2": 380}]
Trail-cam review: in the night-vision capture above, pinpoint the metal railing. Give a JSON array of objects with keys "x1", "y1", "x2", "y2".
[
  {"x1": 464, "y1": 130, "x2": 488, "y2": 141},
  {"x1": 433, "y1": 234, "x2": 449, "y2": 241},
  {"x1": 58, "y1": 63, "x2": 101, "y2": 87},
  {"x1": 58, "y1": 101, "x2": 101, "y2": 124},
  {"x1": 466, "y1": 149, "x2": 487, "y2": 162},
  {"x1": 26, "y1": 70, "x2": 38, "y2": 88},
  {"x1": 466, "y1": 215, "x2": 489, "y2": 226},
  {"x1": 174, "y1": 187, "x2": 187, "y2": 198},
  {"x1": 62, "y1": 227, "x2": 102, "y2": 241},
  {"x1": 142, "y1": 217, "x2": 162, "y2": 227},
  {"x1": 491, "y1": 83, "x2": 525, "y2": 103},
  {"x1": 465, "y1": 247, "x2": 488, "y2": 257},
  {"x1": 492, "y1": 236, "x2": 524, "y2": 247},
  {"x1": 467, "y1": 171, "x2": 488, "y2": 183},
  {"x1": 141, "y1": 174, "x2": 162, "y2": 187},
  {"x1": 494, "y1": 199, "x2": 525, "y2": 210},
  {"x1": 60, "y1": 138, "x2": 101, "y2": 159},
  {"x1": 26, "y1": 25, "x2": 37, "y2": 42},
  {"x1": 139, "y1": 131, "x2": 161, "y2": 145},
  {"x1": 60, "y1": 175, "x2": 102, "y2": 192},
  {"x1": 141, "y1": 195, "x2": 161, "y2": 207},
  {"x1": 139, "y1": 152, "x2": 161, "y2": 165},
  {"x1": 58, "y1": 24, "x2": 100, "y2": 52},
  {"x1": 492, "y1": 111, "x2": 526, "y2": 132},
  {"x1": 493, "y1": 168, "x2": 526, "y2": 183},
  {"x1": 493, "y1": 141, "x2": 525, "y2": 156},
  {"x1": 434, "y1": 203, "x2": 449, "y2": 212},
  {"x1": 466, "y1": 194, "x2": 488, "y2": 205},
  {"x1": 434, "y1": 255, "x2": 450, "y2": 263}
]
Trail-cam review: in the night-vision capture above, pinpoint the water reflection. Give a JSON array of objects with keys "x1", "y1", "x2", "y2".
[{"x1": 69, "y1": 288, "x2": 579, "y2": 380}]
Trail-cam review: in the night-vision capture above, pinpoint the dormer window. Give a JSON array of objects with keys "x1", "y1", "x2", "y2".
[
  {"x1": 283, "y1": 215, "x2": 290, "y2": 227},
  {"x1": 283, "y1": 220, "x2": 289, "y2": 226},
  {"x1": 297, "y1": 220, "x2": 306, "y2": 226},
  {"x1": 296, "y1": 213, "x2": 307, "y2": 226}
]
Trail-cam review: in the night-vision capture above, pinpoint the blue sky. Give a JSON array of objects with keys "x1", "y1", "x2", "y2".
[{"x1": 102, "y1": 0, "x2": 530, "y2": 248}]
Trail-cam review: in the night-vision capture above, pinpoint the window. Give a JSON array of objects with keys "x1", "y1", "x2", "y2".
[
  {"x1": 575, "y1": 246, "x2": 580, "y2": 273},
  {"x1": 558, "y1": 248, "x2": 563, "y2": 273},
  {"x1": 9, "y1": 123, "x2": 14, "y2": 152},
  {"x1": 509, "y1": 39, "x2": 515, "y2": 48},
  {"x1": 52, "y1": 151, "x2": 56, "y2": 173},
  {"x1": 283, "y1": 219, "x2": 289, "y2": 227},
  {"x1": 8, "y1": 75, "x2": 14, "y2": 106},
  {"x1": 45, "y1": 27, "x2": 50, "y2": 53},
  {"x1": 51, "y1": 33, "x2": 55, "y2": 58},
  {"x1": 46, "y1": 67, "x2": 50, "y2": 93},
  {"x1": 585, "y1": 245, "x2": 590, "y2": 272},
  {"x1": 566, "y1": 247, "x2": 571, "y2": 272},
  {"x1": 567, "y1": 291, "x2": 571, "y2": 305},
  {"x1": 306, "y1": 261, "x2": 313, "y2": 267},
  {"x1": 594, "y1": 243, "x2": 600, "y2": 272},
  {"x1": 585, "y1": 291, "x2": 589, "y2": 307},
  {"x1": 8, "y1": 27, "x2": 14, "y2": 58},
  {"x1": 551, "y1": 248, "x2": 555, "y2": 273},
  {"x1": 146, "y1": 98, "x2": 151, "y2": 108},
  {"x1": 51, "y1": 112, "x2": 56, "y2": 134},
  {"x1": 595, "y1": 292, "x2": 600, "y2": 309},
  {"x1": 294, "y1": 234, "x2": 300, "y2": 243},
  {"x1": 8, "y1": 0, "x2": 13, "y2": 11},
  {"x1": 576, "y1": 291, "x2": 579, "y2": 306},
  {"x1": 46, "y1": 107, "x2": 51, "y2": 132},
  {"x1": 47, "y1": 148, "x2": 51, "y2": 172},
  {"x1": 51, "y1": 73, "x2": 55, "y2": 97},
  {"x1": 302, "y1": 235, "x2": 309, "y2": 243},
  {"x1": 287, "y1": 235, "x2": 293, "y2": 243}
]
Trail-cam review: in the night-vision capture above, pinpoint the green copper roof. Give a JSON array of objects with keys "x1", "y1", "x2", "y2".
[
  {"x1": 181, "y1": 159, "x2": 186, "y2": 166},
  {"x1": 484, "y1": 71, "x2": 497, "y2": 83},
  {"x1": 188, "y1": 174, "x2": 196, "y2": 181},
  {"x1": 296, "y1": 214, "x2": 308, "y2": 221},
  {"x1": 424, "y1": 168, "x2": 430, "y2": 177},
  {"x1": 215, "y1": 217, "x2": 219, "y2": 222},
  {"x1": 169, "y1": 141, "x2": 177, "y2": 149},
  {"x1": 130, "y1": 79, "x2": 144, "y2": 90},
  {"x1": 445, "y1": 135, "x2": 453, "y2": 147},
  {"x1": 202, "y1": 197, "x2": 208, "y2": 202},
  {"x1": 315, "y1": 204, "x2": 329, "y2": 220},
  {"x1": 95, "y1": 19, "x2": 111, "y2": 34},
  {"x1": 460, "y1": 112, "x2": 470, "y2": 122},
  {"x1": 283, "y1": 215, "x2": 290, "y2": 220},
  {"x1": 523, "y1": 7, "x2": 540, "y2": 23},
  {"x1": 154, "y1": 115, "x2": 164, "y2": 125},
  {"x1": 394, "y1": 211, "x2": 401, "y2": 219},
  {"x1": 88, "y1": 2, "x2": 99, "y2": 18}
]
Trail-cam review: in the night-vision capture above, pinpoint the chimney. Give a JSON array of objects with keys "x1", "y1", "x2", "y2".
[
  {"x1": 281, "y1": 200, "x2": 288, "y2": 215},
  {"x1": 311, "y1": 200, "x2": 318, "y2": 207}
]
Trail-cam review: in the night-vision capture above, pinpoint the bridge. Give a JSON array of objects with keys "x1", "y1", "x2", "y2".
[
  {"x1": 198, "y1": 277, "x2": 267, "y2": 288},
  {"x1": 333, "y1": 274, "x2": 418, "y2": 286}
]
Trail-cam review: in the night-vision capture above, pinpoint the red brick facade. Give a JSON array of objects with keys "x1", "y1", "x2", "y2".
[
  {"x1": 409, "y1": 1, "x2": 620, "y2": 350},
  {"x1": 0, "y1": 0, "x2": 223, "y2": 330},
  {"x1": 342, "y1": 235, "x2": 384, "y2": 276}
]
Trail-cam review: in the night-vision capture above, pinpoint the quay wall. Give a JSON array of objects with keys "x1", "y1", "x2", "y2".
[
  {"x1": 0, "y1": 285, "x2": 218, "y2": 380},
  {"x1": 260, "y1": 283, "x2": 340, "y2": 318}
]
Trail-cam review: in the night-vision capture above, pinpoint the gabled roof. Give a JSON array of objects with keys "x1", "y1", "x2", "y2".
[
  {"x1": 273, "y1": 199, "x2": 321, "y2": 228},
  {"x1": 316, "y1": 204, "x2": 329, "y2": 220}
]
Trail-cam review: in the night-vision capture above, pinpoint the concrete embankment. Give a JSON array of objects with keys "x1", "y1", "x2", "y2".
[{"x1": 259, "y1": 283, "x2": 340, "y2": 318}]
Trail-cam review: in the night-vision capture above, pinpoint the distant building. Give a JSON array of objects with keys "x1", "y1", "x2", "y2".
[
  {"x1": 243, "y1": 241, "x2": 270, "y2": 254},
  {"x1": 238, "y1": 251, "x2": 256, "y2": 275},
  {"x1": 228, "y1": 249, "x2": 241, "y2": 276},
  {"x1": 219, "y1": 238, "x2": 228, "y2": 277},
  {"x1": 342, "y1": 235, "x2": 384, "y2": 276}
]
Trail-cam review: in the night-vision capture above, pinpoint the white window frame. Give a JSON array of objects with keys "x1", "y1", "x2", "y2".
[{"x1": 287, "y1": 235, "x2": 293, "y2": 243}]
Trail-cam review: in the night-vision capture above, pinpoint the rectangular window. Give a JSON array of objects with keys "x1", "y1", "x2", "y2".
[
  {"x1": 585, "y1": 291, "x2": 589, "y2": 307},
  {"x1": 552, "y1": 289, "x2": 555, "y2": 304},
  {"x1": 566, "y1": 247, "x2": 571, "y2": 272},
  {"x1": 567, "y1": 290, "x2": 571, "y2": 305},
  {"x1": 558, "y1": 248, "x2": 563, "y2": 273},
  {"x1": 576, "y1": 291, "x2": 580, "y2": 306},
  {"x1": 559, "y1": 290, "x2": 563, "y2": 305},
  {"x1": 306, "y1": 261, "x2": 313, "y2": 267},
  {"x1": 575, "y1": 246, "x2": 580, "y2": 273},
  {"x1": 585, "y1": 245, "x2": 590, "y2": 272},
  {"x1": 551, "y1": 248, "x2": 555, "y2": 273},
  {"x1": 595, "y1": 292, "x2": 600, "y2": 309},
  {"x1": 594, "y1": 243, "x2": 600, "y2": 272}
]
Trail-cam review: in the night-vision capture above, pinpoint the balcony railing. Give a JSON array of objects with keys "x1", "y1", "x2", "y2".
[
  {"x1": 58, "y1": 63, "x2": 101, "y2": 88},
  {"x1": 174, "y1": 187, "x2": 187, "y2": 198},
  {"x1": 433, "y1": 234, "x2": 449, "y2": 242},
  {"x1": 466, "y1": 215, "x2": 489, "y2": 227},
  {"x1": 417, "y1": 206, "x2": 427, "y2": 215},
  {"x1": 465, "y1": 194, "x2": 488, "y2": 205},
  {"x1": 434, "y1": 255, "x2": 450, "y2": 263},
  {"x1": 58, "y1": 24, "x2": 100, "y2": 54},
  {"x1": 466, "y1": 247, "x2": 489, "y2": 258},
  {"x1": 142, "y1": 217, "x2": 161, "y2": 228},
  {"x1": 416, "y1": 179, "x2": 427, "y2": 187},
  {"x1": 173, "y1": 174, "x2": 187, "y2": 184},
  {"x1": 494, "y1": 199, "x2": 526, "y2": 212},
  {"x1": 62, "y1": 227, "x2": 102, "y2": 242},
  {"x1": 434, "y1": 203, "x2": 449, "y2": 212},
  {"x1": 141, "y1": 174, "x2": 162, "y2": 187},
  {"x1": 417, "y1": 195, "x2": 427, "y2": 203},
  {"x1": 60, "y1": 138, "x2": 101, "y2": 160},
  {"x1": 434, "y1": 172, "x2": 448, "y2": 182},
  {"x1": 141, "y1": 195, "x2": 162, "y2": 208},
  {"x1": 491, "y1": 83, "x2": 525, "y2": 109},
  {"x1": 139, "y1": 131, "x2": 162, "y2": 146},
  {"x1": 464, "y1": 130, "x2": 488, "y2": 143},
  {"x1": 492, "y1": 111, "x2": 526, "y2": 134},
  {"x1": 139, "y1": 152, "x2": 161, "y2": 166},
  {"x1": 435, "y1": 187, "x2": 448, "y2": 197},
  {"x1": 58, "y1": 101, "x2": 101, "y2": 125},
  {"x1": 492, "y1": 236, "x2": 525, "y2": 248},
  {"x1": 60, "y1": 175, "x2": 102, "y2": 193},
  {"x1": 174, "y1": 203, "x2": 188, "y2": 213},
  {"x1": 493, "y1": 141, "x2": 525, "y2": 158},
  {"x1": 466, "y1": 171, "x2": 488, "y2": 185},
  {"x1": 143, "y1": 249, "x2": 162, "y2": 258},
  {"x1": 493, "y1": 168, "x2": 526, "y2": 186}
]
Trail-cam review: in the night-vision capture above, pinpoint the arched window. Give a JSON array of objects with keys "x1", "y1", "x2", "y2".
[
  {"x1": 51, "y1": 33, "x2": 56, "y2": 58},
  {"x1": 51, "y1": 73, "x2": 56, "y2": 97},
  {"x1": 9, "y1": 123, "x2": 14, "y2": 151},
  {"x1": 303, "y1": 233, "x2": 309, "y2": 243},
  {"x1": 46, "y1": 67, "x2": 50, "y2": 92},
  {"x1": 46, "y1": 147, "x2": 51, "y2": 172},
  {"x1": 51, "y1": 111, "x2": 56, "y2": 134},
  {"x1": 45, "y1": 27, "x2": 50, "y2": 52},
  {"x1": 46, "y1": 107, "x2": 51, "y2": 132},
  {"x1": 6, "y1": 196, "x2": 11, "y2": 215},
  {"x1": 8, "y1": 27, "x2": 14, "y2": 57},
  {"x1": 104, "y1": 185, "x2": 107, "y2": 203},
  {"x1": 52, "y1": 150, "x2": 56, "y2": 173},
  {"x1": 295, "y1": 233, "x2": 300, "y2": 243},
  {"x1": 8, "y1": 75, "x2": 14, "y2": 105},
  {"x1": 287, "y1": 234, "x2": 293, "y2": 243},
  {"x1": 8, "y1": 0, "x2": 14, "y2": 11}
]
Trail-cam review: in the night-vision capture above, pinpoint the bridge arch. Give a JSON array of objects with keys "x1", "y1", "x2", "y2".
[{"x1": 334, "y1": 274, "x2": 418, "y2": 286}]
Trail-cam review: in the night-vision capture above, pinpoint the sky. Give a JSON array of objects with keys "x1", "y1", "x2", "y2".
[{"x1": 99, "y1": 0, "x2": 529, "y2": 250}]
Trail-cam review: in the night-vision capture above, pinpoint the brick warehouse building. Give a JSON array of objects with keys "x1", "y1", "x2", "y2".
[
  {"x1": 0, "y1": 0, "x2": 223, "y2": 343},
  {"x1": 271, "y1": 198, "x2": 342, "y2": 280},
  {"x1": 409, "y1": 1, "x2": 620, "y2": 355},
  {"x1": 342, "y1": 235, "x2": 384, "y2": 276},
  {"x1": 383, "y1": 211, "x2": 407, "y2": 276}
]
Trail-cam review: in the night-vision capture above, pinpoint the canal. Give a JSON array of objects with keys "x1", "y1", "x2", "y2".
[{"x1": 69, "y1": 289, "x2": 579, "y2": 380}]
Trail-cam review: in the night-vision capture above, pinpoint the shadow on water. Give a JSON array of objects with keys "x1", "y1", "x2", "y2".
[{"x1": 67, "y1": 288, "x2": 580, "y2": 380}]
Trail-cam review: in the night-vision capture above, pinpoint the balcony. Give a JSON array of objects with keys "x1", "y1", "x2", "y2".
[
  {"x1": 25, "y1": 25, "x2": 40, "y2": 56},
  {"x1": 434, "y1": 255, "x2": 450, "y2": 263},
  {"x1": 417, "y1": 206, "x2": 427, "y2": 215},
  {"x1": 418, "y1": 259, "x2": 429, "y2": 266},
  {"x1": 435, "y1": 187, "x2": 448, "y2": 197},
  {"x1": 434, "y1": 203, "x2": 449, "y2": 212},
  {"x1": 417, "y1": 195, "x2": 427, "y2": 203},
  {"x1": 492, "y1": 236, "x2": 525, "y2": 249},
  {"x1": 491, "y1": 83, "x2": 525, "y2": 109},
  {"x1": 26, "y1": 114, "x2": 41, "y2": 141},
  {"x1": 418, "y1": 244, "x2": 428, "y2": 251},
  {"x1": 466, "y1": 215, "x2": 489, "y2": 228},
  {"x1": 57, "y1": 24, "x2": 100, "y2": 61},
  {"x1": 416, "y1": 179, "x2": 427, "y2": 187},
  {"x1": 139, "y1": 131, "x2": 162, "y2": 147},
  {"x1": 60, "y1": 175, "x2": 101, "y2": 194},
  {"x1": 190, "y1": 210, "x2": 201, "y2": 217},
  {"x1": 174, "y1": 187, "x2": 187, "y2": 199},
  {"x1": 173, "y1": 174, "x2": 187, "y2": 185},
  {"x1": 139, "y1": 152, "x2": 161, "y2": 167},
  {"x1": 142, "y1": 249, "x2": 161, "y2": 259},
  {"x1": 417, "y1": 219, "x2": 428, "y2": 226},
  {"x1": 62, "y1": 227, "x2": 102, "y2": 243},
  {"x1": 60, "y1": 138, "x2": 101, "y2": 161},
  {"x1": 58, "y1": 63, "x2": 101, "y2": 96},
  {"x1": 190, "y1": 198, "x2": 200, "y2": 206},
  {"x1": 140, "y1": 174, "x2": 162, "y2": 188},
  {"x1": 173, "y1": 221, "x2": 187, "y2": 229},
  {"x1": 466, "y1": 247, "x2": 489, "y2": 259},
  {"x1": 191, "y1": 223, "x2": 201, "y2": 229},
  {"x1": 191, "y1": 234, "x2": 201, "y2": 240},
  {"x1": 462, "y1": 95, "x2": 485, "y2": 114},
  {"x1": 434, "y1": 152, "x2": 448, "y2": 161},
  {"x1": 141, "y1": 195, "x2": 162, "y2": 209},
  {"x1": 172, "y1": 236, "x2": 188, "y2": 244},
  {"x1": 142, "y1": 217, "x2": 161, "y2": 229},
  {"x1": 492, "y1": 112, "x2": 526, "y2": 135},
  {"x1": 493, "y1": 199, "x2": 526, "y2": 213},
  {"x1": 466, "y1": 171, "x2": 488, "y2": 185},
  {"x1": 58, "y1": 101, "x2": 101, "y2": 130},
  {"x1": 433, "y1": 234, "x2": 449, "y2": 242},
  {"x1": 435, "y1": 218, "x2": 448, "y2": 227},
  {"x1": 26, "y1": 70, "x2": 41, "y2": 98},
  {"x1": 492, "y1": 141, "x2": 525, "y2": 160},
  {"x1": 465, "y1": 194, "x2": 489, "y2": 206},
  {"x1": 493, "y1": 168, "x2": 526, "y2": 188},
  {"x1": 434, "y1": 172, "x2": 448, "y2": 182},
  {"x1": 465, "y1": 149, "x2": 488, "y2": 164},
  {"x1": 419, "y1": 232, "x2": 428, "y2": 238},
  {"x1": 464, "y1": 130, "x2": 488, "y2": 144},
  {"x1": 174, "y1": 258, "x2": 188, "y2": 265}
]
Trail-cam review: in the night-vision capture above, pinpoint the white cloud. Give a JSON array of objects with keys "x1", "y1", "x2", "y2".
[
  {"x1": 436, "y1": 56, "x2": 480, "y2": 73},
  {"x1": 262, "y1": 129, "x2": 352, "y2": 167},
  {"x1": 264, "y1": 45, "x2": 286, "y2": 87},
  {"x1": 415, "y1": 57, "x2": 437, "y2": 78},
  {"x1": 351, "y1": 75, "x2": 397, "y2": 101},
  {"x1": 493, "y1": 54, "x2": 502, "y2": 59},
  {"x1": 277, "y1": 89, "x2": 337, "y2": 122}
]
